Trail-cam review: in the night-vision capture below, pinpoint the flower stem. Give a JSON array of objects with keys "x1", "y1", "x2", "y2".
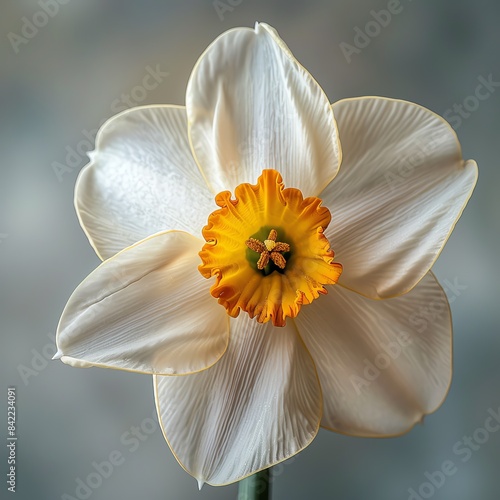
[{"x1": 237, "y1": 468, "x2": 271, "y2": 500}]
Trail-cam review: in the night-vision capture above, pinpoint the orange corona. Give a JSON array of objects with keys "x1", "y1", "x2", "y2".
[{"x1": 199, "y1": 170, "x2": 343, "y2": 326}]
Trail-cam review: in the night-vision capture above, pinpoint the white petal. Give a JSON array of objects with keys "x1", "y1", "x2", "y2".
[
  {"x1": 322, "y1": 97, "x2": 477, "y2": 298},
  {"x1": 295, "y1": 272, "x2": 452, "y2": 436},
  {"x1": 76, "y1": 105, "x2": 215, "y2": 260},
  {"x1": 154, "y1": 313, "x2": 321, "y2": 485},
  {"x1": 186, "y1": 23, "x2": 341, "y2": 196},
  {"x1": 56, "y1": 231, "x2": 228, "y2": 375}
]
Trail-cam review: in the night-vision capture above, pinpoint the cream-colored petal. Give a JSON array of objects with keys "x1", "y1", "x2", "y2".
[
  {"x1": 76, "y1": 105, "x2": 215, "y2": 260},
  {"x1": 322, "y1": 97, "x2": 477, "y2": 298},
  {"x1": 154, "y1": 313, "x2": 321, "y2": 486},
  {"x1": 186, "y1": 22, "x2": 341, "y2": 196},
  {"x1": 56, "y1": 231, "x2": 228, "y2": 375},
  {"x1": 295, "y1": 272, "x2": 451, "y2": 437}
]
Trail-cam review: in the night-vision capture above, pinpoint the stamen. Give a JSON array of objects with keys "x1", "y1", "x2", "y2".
[
  {"x1": 245, "y1": 229, "x2": 290, "y2": 271},
  {"x1": 270, "y1": 252, "x2": 286, "y2": 269},
  {"x1": 246, "y1": 238, "x2": 266, "y2": 254}
]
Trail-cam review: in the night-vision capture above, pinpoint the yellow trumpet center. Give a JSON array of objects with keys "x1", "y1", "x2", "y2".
[{"x1": 198, "y1": 169, "x2": 343, "y2": 327}]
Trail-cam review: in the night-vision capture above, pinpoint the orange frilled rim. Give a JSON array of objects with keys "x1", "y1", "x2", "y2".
[{"x1": 199, "y1": 169, "x2": 342, "y2": 326}]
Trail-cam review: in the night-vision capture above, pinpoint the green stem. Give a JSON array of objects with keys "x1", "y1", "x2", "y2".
[{"x1": 237, "y1": 468, "x2": 271, "y2": 500}]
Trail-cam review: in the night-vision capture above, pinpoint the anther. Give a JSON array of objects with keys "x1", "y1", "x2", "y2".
[{"x1": 245, "y1": 229, "x2": 290, "y2": 270}]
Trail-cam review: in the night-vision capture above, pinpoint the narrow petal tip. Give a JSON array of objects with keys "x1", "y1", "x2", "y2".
[
  {"x1": 197, "y1": 479, "x2": 204, "y2": 491},
  {"x1": 52, "y1": 349, "x2": 63, "y2": 360}
]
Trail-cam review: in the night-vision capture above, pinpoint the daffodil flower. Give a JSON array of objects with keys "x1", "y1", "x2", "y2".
[{"x1": 55, "y1": 23, "x2": 477, "y2": 487}]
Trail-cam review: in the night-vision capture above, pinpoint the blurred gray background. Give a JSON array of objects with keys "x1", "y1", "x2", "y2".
[{"x1": 0, "y1": 0, "x2": 499, "y2": 499}]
